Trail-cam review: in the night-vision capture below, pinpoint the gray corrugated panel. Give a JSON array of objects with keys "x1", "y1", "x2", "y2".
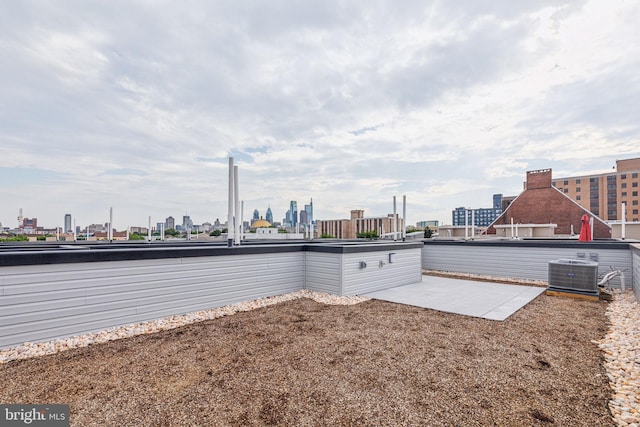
[
  {"x1": 0, "y1": 252, "x2": 305, "y2": 349},
  {"x1": 2, "y1": 253, "x2": 301, "y2": 294},
  {"x1": 1, "y1": 256, "x2": 257, "y2": 288},
  {"x1": 304, "y1": 252, "x2": 342, "y2": 294},
  {"x1": 342, "y1": 248, "x2": 422, "y2": 296},
  {"x1": 422, "y1": 244, "x2": 631, "y2": 288},
  {"x1": 632, "y1": 245, "x2": 640, "y2": 302},
  {"x1": 0, "y1": 305, "x2": 139, "y2": 338},
  {"x1": 0, "y1": 313, "x2": 147, "y2": 348},
  {"x1": 0, "y1": 258, "x2": 175, "y2": 283}
]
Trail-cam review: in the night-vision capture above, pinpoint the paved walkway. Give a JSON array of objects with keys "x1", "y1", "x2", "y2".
[{"x1": 363, "y1": 275, "x2": 546, "y2": 321}]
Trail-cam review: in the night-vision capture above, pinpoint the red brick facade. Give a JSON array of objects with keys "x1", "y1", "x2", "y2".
[{"x1": 487, "y1": 169, "x2": 612, "y2": 238}]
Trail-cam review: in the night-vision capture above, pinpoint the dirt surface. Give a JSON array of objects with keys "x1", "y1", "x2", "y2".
[{"x1": 0, "y1": 294, "x2": 613, "y2": 426}]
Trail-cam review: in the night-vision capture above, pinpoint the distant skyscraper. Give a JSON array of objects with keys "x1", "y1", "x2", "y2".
[
  {"x1": 303, "y1": 199, "x2": 313, "y2": 225},
  {"x1": 289, "y1": 201, "x2": 298, "y2": 227},
  {"x1": 182, "y1": 215, "x2": 193, "y2": 231},
  {"x1": 265, "y1": 206, "x2": 273, "y2": 223},
  {"x1": 300, "y1": 210, "x2": 308, "y2": 225},
  {"x1": 64, "y1": 214, "x2": 72, "y2": 233},
  {"x1": 253, "y1": 209, "x2": 260, "y2": 222},
  {"x1": 165, "y1": 216, "x2": 175, "y2": 230}
]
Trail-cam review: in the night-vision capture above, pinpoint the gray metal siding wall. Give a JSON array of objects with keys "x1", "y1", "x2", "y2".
[
  {"x1": 632, "y1": 245, "x2": 640, "y2": 302},
  {"x1": 304, "y1": 252, "x2": 342, "y2": 294},
  {"x1": 342, "y1": 248, "x2": 422, "y2": 296},
  {"x1": 422, "y1": 245, "x2": 632, "y2": 288},
  {"x1": 0, "y1": 252, "x2": 304, "y2": 349}
]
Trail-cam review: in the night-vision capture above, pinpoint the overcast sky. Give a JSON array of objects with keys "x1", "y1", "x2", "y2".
[{"x1": 1, "y1": 0, "x2": 639, "y2": 230}]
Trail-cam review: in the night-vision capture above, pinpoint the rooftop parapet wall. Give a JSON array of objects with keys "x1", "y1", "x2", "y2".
[
  {"x1": 617, "y1": 157, "x2": 640, "y2": 172},
  {"x1": 0, "y1": 241, "x2": 422, "y2": 349},
  {"x1": 423, "y1": 239, "x2": 634, "y2": 290}
]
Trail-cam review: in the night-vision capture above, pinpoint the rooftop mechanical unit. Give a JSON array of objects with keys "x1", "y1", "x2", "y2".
[{"x1": 547, "y1": 258, "x2": 599, "y2": 296}]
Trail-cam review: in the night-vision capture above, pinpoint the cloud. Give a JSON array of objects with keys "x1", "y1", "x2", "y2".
[{"x1": 0, "y1": 0, "x2": 639, "y2": 229}]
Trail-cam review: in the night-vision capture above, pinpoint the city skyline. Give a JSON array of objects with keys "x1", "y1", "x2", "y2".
[{"x1": 1, "y1": 1, "x2": 639, "y2": 229}]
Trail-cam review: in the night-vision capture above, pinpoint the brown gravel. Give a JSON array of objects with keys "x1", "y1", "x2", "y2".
[{"x1": 0, "y1": 294, "x2": 613, "y2": 426}]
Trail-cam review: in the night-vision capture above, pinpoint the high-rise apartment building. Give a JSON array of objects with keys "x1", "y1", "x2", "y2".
[
  {"x1": 452, "y1": 194, "x2": 504, "y2": 227},
  {"x1": 552, "y1": 158, "x2": 640, "y2": 222}
]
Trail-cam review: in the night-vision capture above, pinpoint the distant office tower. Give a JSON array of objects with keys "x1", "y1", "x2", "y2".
[
  {"x1": 300, "y1": 210, "x2": 308, "y2": 225},
  {"x1": 289, "y1": 201, "x2": 298, "y2": 227},
  {"x1": 182, "y1": 215, "x2": 193, "y2": 231},
  {"x1": 265, "y1": 206, "x2": 273, "y2": 223},
  {"x1": 64, "y1": 214, "x2": 72, "y2": 233},
  {"x1": 252, "y1": 209, "x2": 260, "y2": 223},
  {"x1": 303, "y1": 199, "x2": 313, "y2": 224},
  {"x1": 165, "y1": 216, "x2": 175, "y2": 230}
]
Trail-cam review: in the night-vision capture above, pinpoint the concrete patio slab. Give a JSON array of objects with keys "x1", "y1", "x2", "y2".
[{"x1": 363, "y1": 275, "x2": 546, "y2": 321}]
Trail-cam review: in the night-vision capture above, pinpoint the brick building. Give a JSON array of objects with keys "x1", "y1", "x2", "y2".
[
  {"x1": 317, "y1": 209, "x2": 403, "y2": 239},
  {"x1": 552, "y1": 157, "x2": 640, "y2": 222},
  {"x1": 487, "y1": 169, "x2": 611, "y2": 238}
]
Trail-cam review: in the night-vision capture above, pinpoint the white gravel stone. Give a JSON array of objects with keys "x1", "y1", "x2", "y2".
[
  {"x1": 0, "y1": 290, "x2": 370, "y2": 364},
  {"x1": 593, "y1": 290, "x2": 640, "y2": 427}
]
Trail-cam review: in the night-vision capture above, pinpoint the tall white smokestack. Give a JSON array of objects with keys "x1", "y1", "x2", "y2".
[
  {"x1": 109, "y1": 207, "x2": 113, "y2": 241},
  {"x1": 227, "y1": 157, "x2": 234, "y2": 247},
  {"x1": 471, "y1": 209, "x2": 475, "y2": 238},
  {"x1": 148, "y1": 216, "x2": 152, "y2": 241},
  {"x1": 241, "y1": 200, "x2": 244, "y2": 242},
  {"x1": 234, "y1": 165, "x2": 240, "y2": 245},
  {"x1": 465, "y1": 208, "x2": 469, "y2": 239},
  {"x1": 402, "y1": 195, "x2": 406, "y2": 241},
  {"x1": 393, "y1": 196, "x2": 397, "y2": 241}
]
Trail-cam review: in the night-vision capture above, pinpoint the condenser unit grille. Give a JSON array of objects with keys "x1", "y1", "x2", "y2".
[{"x1": 548, "y1": 259, "x2": 598, "y2": 293}]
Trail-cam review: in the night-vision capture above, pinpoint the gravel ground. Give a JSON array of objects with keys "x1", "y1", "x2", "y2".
[{"x1": 0, "y1": 291, "x2": 613, "y2": 426}]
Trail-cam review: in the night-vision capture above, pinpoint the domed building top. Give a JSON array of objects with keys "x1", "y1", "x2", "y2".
[{"x1": 252, "y1": 219, "x2": 271, "y2": 228}]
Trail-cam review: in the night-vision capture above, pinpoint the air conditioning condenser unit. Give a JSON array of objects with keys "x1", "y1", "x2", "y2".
[{"x1": 547, "y1": 258, "x2": 599, "y2": 297}]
